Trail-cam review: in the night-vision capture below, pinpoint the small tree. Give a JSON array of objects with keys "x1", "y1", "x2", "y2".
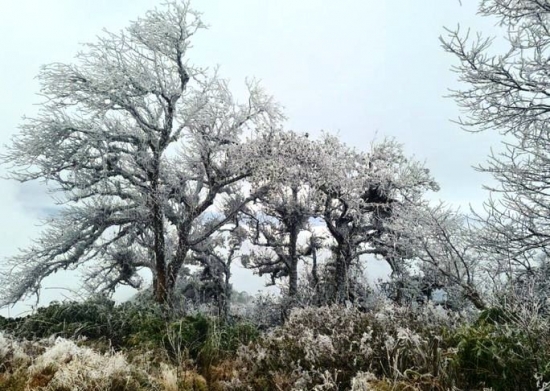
[
  {"x1": 1, "y1": 1, "x2": 282, "y2": 306},
  {"x1": 242, "y1": 131, "x2": 319, "y2": 303},
  {"x1": 389, "y1": 202, "x2": 487, "y2": 310},
  {"x1": 190, "y1": 217, "x2": 247, "y2": 321}
]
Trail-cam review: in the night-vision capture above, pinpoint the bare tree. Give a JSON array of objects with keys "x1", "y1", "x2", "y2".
[
  {"x1": 389, "y1": 202, "x2": 487, "y2": 310},
  {"x1": 0, "y1": 1, "x2": 282, "y2": 306},
  {"x1": 441, "y1": 0, "x2": 550, "y2": 281}
]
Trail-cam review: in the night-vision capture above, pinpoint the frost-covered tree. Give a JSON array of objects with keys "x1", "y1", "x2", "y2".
[
  {"x1": 242, "y1": 131, "x2": 319, "y2": 301},
  {"x1": 0, "y1": 1, "x2": 282, "y2": 306},
  {"x1": 388, "y1": 203, "x2": 487, "y2": 309},
  {"x1": 506, "y1": 254, "x2": 550, "y2": 314},
  {"x1": 442, "y1": 0, "x2": 550, "y2": 280},
  {"x1": 190, "y1": 218, "x2": 247, "y2": 321},
  {"x1": 316, "y1": 136, "x2": 438, "y2": 303}
]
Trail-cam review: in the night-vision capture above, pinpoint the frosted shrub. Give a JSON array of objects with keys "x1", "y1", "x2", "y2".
[
  {"x1": 27, "y1": 337, "x2": 150, "y2": 390},
  {"x1": 30, "y1": 337, "x2": 81, "y2": 370},
  {"x1": 239, "y1": 292, "x2": 284, "y2": 329},
  {"x1": 449, "y1": 304, "x2": 550, "y2": 391},
  {"x1": 157, "y1": 363, "x2": 207, "y2": 391},
  {"x1": 0, "y1": 333, "x2": 30, "y2": 365},
  {"x1": 229, "y1": 303, "x2": 459, "y2": 390},
  {"x1": 159, "y1": 363, "x2": 178, "y2": 391},
  {"x1": 350, "y1": 372, "x2": 377, "y2": 391},
  {"x1": 0, "y1": 331, "x2": 212, "y2": 391},
  {"x1": 0, "y1": 332, "x2": 32, "y2": 367}
]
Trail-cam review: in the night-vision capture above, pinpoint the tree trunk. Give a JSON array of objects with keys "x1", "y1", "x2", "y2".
[
  {"x1": 166, "y1": 229, "x2": 190, "y2": 305},
  {"x1": 154, "y1": 266, "x2": 168, "y2": 304},
  {"x1": 288, "y1": 223, "x2": 299, "y2": 299},
  {"x1": 220, "y1": 272, "x2": 231, "y2": 323},
  {"x1": 334, "y1": 248, "x2": 350, "y2": 304},
  {"x1": 311, "y1": 244, "x2": 321, "y2": 306},
  {"x1": 464, "y1": 286, "x2": 486, "y2": 310},
  {"x1": 152, "y1": 186, "x2": 168, "y2": 304}
]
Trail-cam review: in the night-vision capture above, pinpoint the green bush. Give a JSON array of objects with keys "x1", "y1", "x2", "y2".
[
  {"x1": 0, "y1": 297, "x2": 261, "y2": 384},
  {"x1": 1, "y1": 298, "x2": 117, "y2": 341},
  {"x1": 199, "y1": 320, "x2": 259, "y2": 370},
  {"x1": 0, "y1": 298, "x2": 168, "y2": 349},
  {"x1": 449, "y1": 307, "x2": 550, "y2": 391},
  {"x1": 113, "y1": 301, "x2": 167, "y2": 348},
  {"x1": 22, "y1": 299, "x2": 550, "y2": 390},
  {"x1": 163, "y1": 314, "x2": 210, "y2": 362},
  {"x1": 163, "y1": 315, "x2": 259, "y2": 369}
]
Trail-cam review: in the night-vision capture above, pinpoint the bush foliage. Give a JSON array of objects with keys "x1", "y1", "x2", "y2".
[{"x1": 2, "y1": 297, "x2": 550, "y2": 390}]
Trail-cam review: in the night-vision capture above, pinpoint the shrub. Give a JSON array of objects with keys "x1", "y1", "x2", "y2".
[
  {"x1": 449, "y1": 306, "x2": 550, "y2": 391},
  {"x1": 0, "y1": 297, "x2": 169, "y2": 350},
  {"x1": 0, "y1": 333, "x2": 224, "y2": 391},
  {"x1": 228, "y1": 302, "x2": 461, "y2": 390},
  {"x1": 18, "y1": 297, "x2": 550, "y2": 390},
  {"x1": 27, "y1": 337, "x2": 151, "y2": 390},
  {"x1": 0, "y1": 333, "x2": 156, "y2": 391}
]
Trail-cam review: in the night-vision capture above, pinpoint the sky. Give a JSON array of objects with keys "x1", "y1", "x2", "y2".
[{"x1": 0, "y1": 0, "x2": 505, "y2": 316}]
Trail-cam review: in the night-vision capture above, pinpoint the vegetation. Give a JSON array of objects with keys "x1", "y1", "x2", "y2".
[
  {"x1": 2, "y1": 298, "x2": 550, "y2": 390},
  {"x1": 4, "y1": 0, "x2": 550, "y2": 389}
]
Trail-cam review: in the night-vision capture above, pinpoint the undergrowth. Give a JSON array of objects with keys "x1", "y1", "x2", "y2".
[{"x1": 1, "y1": 298, "x2": 549, "y2": 390}]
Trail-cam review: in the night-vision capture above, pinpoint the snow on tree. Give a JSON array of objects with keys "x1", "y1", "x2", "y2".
[
  {"x1": 387, "y1": 202, "x2": 487, "y2": 310},
  {"x1": 0, "y1": 1, "x2": 282, "y2": 306},
  {"x1": 441, "y1": 0, "x2": 550, "y2": 282},
  {"x1": 189, "y1": 214, "x2": 247, "y2": 321},
  {"x1": 241, "y1": 131, "x2": 320, "y2": 303},
  {"x1": 315, "y1": 135, "x2": 439, "y2": 303},
  {"x1": 240, "y1": 132, "x2": 439, "y2": 305}
]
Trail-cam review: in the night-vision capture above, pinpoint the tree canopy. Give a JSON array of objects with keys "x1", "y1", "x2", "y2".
[
  {"x1": 0, "y1": 1, "x2": 282, "y2": 306},
  {"x1": 6, "y1": 0, "x2": 550, "y2": 315}
]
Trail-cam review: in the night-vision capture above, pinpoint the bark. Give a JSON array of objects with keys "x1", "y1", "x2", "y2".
[
  {"x1": 464, "y1": 286, "x2": 487, "y2": 310},
  {"x1": 152, "y1": 195, "x2": 167, "y2": 303},
  {"x1": 150, "y1": 154, "x2": 168, "y2": 304},
  {"x1": 310, "y1": 244, "x2": 321, "y2": 306},
  {"x1": 220, "y1": 272, "x2": 231, "y2": 322},
  {"x1": 334, "y1": 248, "x2": 350, "y2": 304},
  {"x1": 323, "y1": 205, "x2": 354, "y2": 304},
  {"x1": 288, "y1": 223, "x2": 299, "y2": 298},
  {"x1": 167, "y1": 231, "x2": 190, "y2": 294}
]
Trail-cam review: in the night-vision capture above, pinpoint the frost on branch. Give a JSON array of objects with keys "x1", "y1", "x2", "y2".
[
  {"x1": 384, "y1": 202, "x2": 488, "y2": 310},
  {"x1": 441, "y1": 0, "x2": 550, "y2": 294},
  {"x1": 239, "y1": 132, "x2": 439, "y2": 306},
  {"x1": 0, "y1": 0, "x2": 283, "y2": 306},
  {"x1": 232, "y1": 302, "x2": 461, "y2": 390},
  {"x1": 314, "y1": 135, "x2": 439, "y2": 303},
  {"x1": 242, "y1": 131, "x2": 320, "y2": 306}
]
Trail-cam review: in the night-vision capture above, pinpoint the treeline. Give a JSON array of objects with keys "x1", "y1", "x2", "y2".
[{"x1": 3, "y1": 0, "x2": 550, "y2": 389}]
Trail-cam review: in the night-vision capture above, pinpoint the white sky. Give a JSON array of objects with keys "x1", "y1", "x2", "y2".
[{"x1": 0, "y1": 1, "x2": 504, "y2": 316}]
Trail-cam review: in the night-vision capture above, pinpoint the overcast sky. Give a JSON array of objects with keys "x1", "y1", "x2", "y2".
[{"x1": 0, "y1": 1, "x2": 504, "y2": 316}]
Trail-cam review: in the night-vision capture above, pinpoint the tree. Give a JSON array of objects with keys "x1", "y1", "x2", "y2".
[
  {"x1": 242, "y1": 131, "x2": 319, "y2": 302},
  {"x1": 388, "y1": 202, "x2": 488, "y2": 310},
  {"x1": 506, "y1": 254, "x2": 550, "y2": 314},
  {"x1": 190, "y1": 217, "x2": 247, "y2": 321},
  {"x1": 0, "y1": 1, "x2": 282, "y2": 306},
  {"x1": 316, "y1": 136, "x2": 438, "y2": 303},
  {"x1": 441, "y1": 0, "x2": 550, "y2": 282}
]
